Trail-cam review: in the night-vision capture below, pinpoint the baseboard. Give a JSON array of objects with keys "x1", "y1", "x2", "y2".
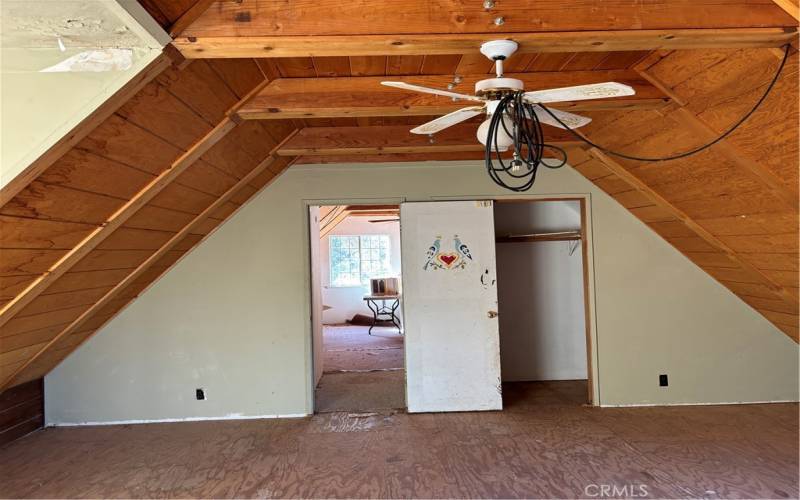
[
  {"x1": 601, "y1": 399, "x2": 798, "y2": 408},
  {"x1": 48, "y1": 412, "x2": 309, "y2": 427}
]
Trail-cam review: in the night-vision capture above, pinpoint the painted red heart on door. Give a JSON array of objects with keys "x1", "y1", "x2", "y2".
[{"x1": 437, "y1": 253, "x2": 459, "y2": 268}]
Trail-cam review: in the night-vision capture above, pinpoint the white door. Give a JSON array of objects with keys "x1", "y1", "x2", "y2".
[{"x1": 401, "y1": 200, "x2": 502, "y2": 413}]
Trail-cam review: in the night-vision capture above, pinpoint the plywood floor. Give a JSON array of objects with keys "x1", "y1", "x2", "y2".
[{"x1": 1, "y1": 381, "x2": 797, "y2": 499}]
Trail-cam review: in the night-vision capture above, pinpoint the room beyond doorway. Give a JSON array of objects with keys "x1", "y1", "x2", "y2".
[
  {"x1": 315, "y1": 325, "x2": 405, "y2": 412},
  {"x1": 309, "y1": 205, "x2": 406, "y2": 413}
]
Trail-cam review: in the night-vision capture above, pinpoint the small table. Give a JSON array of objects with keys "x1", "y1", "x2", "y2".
[{"x1": 363, "y1": 294, "x2": 402, "y2": 335}]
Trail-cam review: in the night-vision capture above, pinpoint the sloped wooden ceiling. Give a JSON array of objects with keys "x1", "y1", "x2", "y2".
[
  {"x1": 0, "y1": 52, "x2": 298, "y2": 389},
  {"x1": 0, "y1": 1, "x2": 797, "y2": 391}
]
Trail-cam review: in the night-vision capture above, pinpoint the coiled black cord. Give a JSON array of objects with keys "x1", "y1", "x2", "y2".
[
  {"x1": 484, "y1": 44, "x2": 791, "y2": 191},
  {"x1": 485, "y1": 93, "x2": 567, "y2": 192}
]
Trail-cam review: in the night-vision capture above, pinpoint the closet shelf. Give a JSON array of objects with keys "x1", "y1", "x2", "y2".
[{"x1": 495, "y1": 231, "x2": 581, "y2": 243}]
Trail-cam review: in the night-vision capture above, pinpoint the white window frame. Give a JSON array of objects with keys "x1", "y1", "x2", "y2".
[{"x1": 329, "y1": 234, "x2": 391, "y2": 287}]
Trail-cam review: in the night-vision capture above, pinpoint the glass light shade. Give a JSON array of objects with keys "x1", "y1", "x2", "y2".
[{"x1": 477, "y1": 115, "x2": 513, "y2": 152}]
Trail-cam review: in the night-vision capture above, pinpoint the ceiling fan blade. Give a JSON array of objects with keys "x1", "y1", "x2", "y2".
[
  {"x1": 381, "y1": 81, "x2": 484, "y2": 102},
  {"x1": 409, "y1": 106, "x2": 486, "y2": 135},
  {"x1": 522, "y1": 82, "x2": 635, "y2": 104},
  {"x1": 530, "y1": 105, "x2": 592, "y2": 129}
]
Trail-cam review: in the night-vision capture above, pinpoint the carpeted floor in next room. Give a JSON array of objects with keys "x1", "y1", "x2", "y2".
[
  {"x1": 314, "y1": 325, "x2": 405, "y2": 413},
  {"x1": 0, "y1": 381, "x2": 797, "y2": 498}
]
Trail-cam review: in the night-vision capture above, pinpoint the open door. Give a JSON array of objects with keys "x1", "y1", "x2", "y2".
[{"x1": 401, "y1": 200, "x2": 502, "y2": 413}]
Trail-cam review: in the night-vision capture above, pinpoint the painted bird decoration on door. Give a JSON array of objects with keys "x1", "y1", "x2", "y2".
[{"x1": 424, "y1": 234, "x2": 472, "y2": 270}]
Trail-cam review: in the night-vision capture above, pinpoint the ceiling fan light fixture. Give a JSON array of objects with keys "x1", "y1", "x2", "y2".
[{"x1": 477, "y1": 115, "x2": 512, "y2": 151}]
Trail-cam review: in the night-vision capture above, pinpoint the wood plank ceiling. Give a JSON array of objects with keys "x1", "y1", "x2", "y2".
[{"x1": 0, "y1": 1, "x2": 797, "y2": 391}]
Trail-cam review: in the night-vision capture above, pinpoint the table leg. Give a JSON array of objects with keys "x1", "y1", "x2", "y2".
[
  {"x1": 390, "y1": 299, "x2": 402, "y2": 334},
  {"x1": 366, "y1": 299, "x2": 378, "y2": 335}
]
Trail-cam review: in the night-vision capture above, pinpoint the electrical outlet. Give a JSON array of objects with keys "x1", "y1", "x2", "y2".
[
  {"x1": 196, "y1": 388, "x2": 205, "y2": 400},
  {"x1": 659, "y1": 374, "x2": 668, "y2": 387}
]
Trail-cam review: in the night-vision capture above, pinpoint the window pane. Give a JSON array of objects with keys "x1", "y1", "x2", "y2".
[
  {"x1": 358, "y1": 234, "x2": 391, "y2": 284},
  {"x1": 330, "y1": 236, "x2": 362, "y2": 286}
]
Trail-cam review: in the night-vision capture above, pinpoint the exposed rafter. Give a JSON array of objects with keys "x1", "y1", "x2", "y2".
[
  {"x1": 0, "y1": 118, "x2": 239, "y2": 332},
  {"x1": 772, "y1": 0, "x2": 800, "y2": 21},
  {"x1": 0, "y1": 134, "x2": 299, "y2": 390},
  {"x1": 588, "y1": 148, "x2": 799, "y2": 323},
  {"x1": 237, "y1": 71, "x2": 668, "y2": 120},
  {"x1": 294, "y1": 151, "x2": 490, "y2": 164},
  {"x1": 634, "y1": 61, "x2": 798, "y2": 210},
  {"x1": 168, "y1": 0, "x2": 216, "y2": 38},
  {"x1": 278, "y1": 124, "x2": 578, "y2": 157}
]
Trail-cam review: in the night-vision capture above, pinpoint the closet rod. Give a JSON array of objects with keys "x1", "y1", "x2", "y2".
[{"x1": 495, "y1": 231, "x2": 581, "y2": 243}]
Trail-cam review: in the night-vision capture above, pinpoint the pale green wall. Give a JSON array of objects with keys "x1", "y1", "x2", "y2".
[{"x1": 45, "y1": 161, "x2": 799, "y2": 424}]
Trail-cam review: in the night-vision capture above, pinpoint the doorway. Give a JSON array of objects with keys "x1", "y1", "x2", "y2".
[
  {"x1": 309, "y1": 205, "x2": 406, "y2": 413},
  {"x1": 493, "y1": 199, "x2": 593, "y2": 406}
]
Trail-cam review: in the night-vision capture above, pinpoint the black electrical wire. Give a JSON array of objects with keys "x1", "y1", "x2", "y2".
[
  {"x1": 485, "y1": 93, "x2": 568, "y2": 192},
  {"x1": 536, "y1": 43, "x2": 792, "y2": 163},
  {"x1": 484, "y1": 44, "x2": 791, "y2": 191}
]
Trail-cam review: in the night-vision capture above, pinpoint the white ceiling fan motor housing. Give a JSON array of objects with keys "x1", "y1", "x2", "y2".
[{"x1": 475, "y1": 77, "x2": 524, "y2": 95}]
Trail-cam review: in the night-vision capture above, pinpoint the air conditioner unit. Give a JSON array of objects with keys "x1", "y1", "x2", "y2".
[{"x1": 370, "y1": 277, "x2": 400, "y2": 296}]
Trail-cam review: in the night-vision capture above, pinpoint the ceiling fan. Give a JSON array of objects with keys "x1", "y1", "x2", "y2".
[{"x1": 380, "y1": 40, "x2": 635, "y2": 149}]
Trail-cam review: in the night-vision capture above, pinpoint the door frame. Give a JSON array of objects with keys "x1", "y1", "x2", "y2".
[
  {"x1": 303, "y1": 197, "x2": 406, "y2": 414},
  {"x1": 301, "y1": 194, "x2": 600, "y2": 412},
  {"x1": 492, "y1": 197, "x2": 596, "y2": 405}
]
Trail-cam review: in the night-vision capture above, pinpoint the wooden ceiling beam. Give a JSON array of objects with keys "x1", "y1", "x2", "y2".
[
  {"x1": 772, "y1": 0, "x2": 800, "y2": 22},
  {"x1": 174, "y1": 28, "x2": 798, "y2": 59},
  {"x1": 238, "y1": 70, "x2": 668, "y2": 120},
  {"x1": 0, "y1": 134, "x2": 300, "y2": 390},
  {"x1": 295, "y1": 151, "x2": 491, "y2": 164},
  {"x1": 183, "y1": 1, "x2": 797, "y2": 36},
  {"x1": 175, "y1": 0, "x2": 797, "y2": 57},
  {"x1": 278, "y1": 125, "x2": 579, "y2": 157},
  {"x1": 320, "y1": 207, "x2": 350, "y2": 238}
]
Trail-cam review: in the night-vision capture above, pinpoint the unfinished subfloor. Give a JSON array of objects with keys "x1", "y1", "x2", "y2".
[
  {"x1": 315, "y1": 325, "x2": 405, "y2": 413},
  {"x1": 1, "y1": 381, "x2": 797, "y2": 498}
]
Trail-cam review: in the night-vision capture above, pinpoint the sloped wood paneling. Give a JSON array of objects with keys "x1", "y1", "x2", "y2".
[
  {"x1": 0, "y1": 57, "x2": 297, "y2": 389},
  {"x1": 0, "y1": 379, "x2": 43, "y2": 446},
  {"x1": 568, "y1": 46, "x2": 798, "y2": 341}
]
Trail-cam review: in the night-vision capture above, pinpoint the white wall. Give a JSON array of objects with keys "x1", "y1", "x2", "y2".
[
  {"x1": 319, "y1": 215, "x2": 401, "y2": 325},
  {"x1": 494, "y1": 201, "x2": 588, "y2": 382},
  {"x1": 45, "y1": 161, "x2": 799, "y2": 425},
  {"x1": 308, "y1": 207, "x2": 323, "y2": 386}
]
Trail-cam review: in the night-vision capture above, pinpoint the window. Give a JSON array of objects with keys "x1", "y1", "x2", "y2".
[{"x1": 330, "y1": 235, "x2": 391, "y2": 287}]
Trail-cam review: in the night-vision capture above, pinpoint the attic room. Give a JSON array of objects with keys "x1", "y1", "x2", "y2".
[{"x1": 0, "y1": 1, "x2": 798, "y2": 498}]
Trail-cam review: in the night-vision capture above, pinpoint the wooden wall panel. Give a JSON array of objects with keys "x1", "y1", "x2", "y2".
[{"x1": 0, "y1": 379, "x2": 43, "y2": 447}]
